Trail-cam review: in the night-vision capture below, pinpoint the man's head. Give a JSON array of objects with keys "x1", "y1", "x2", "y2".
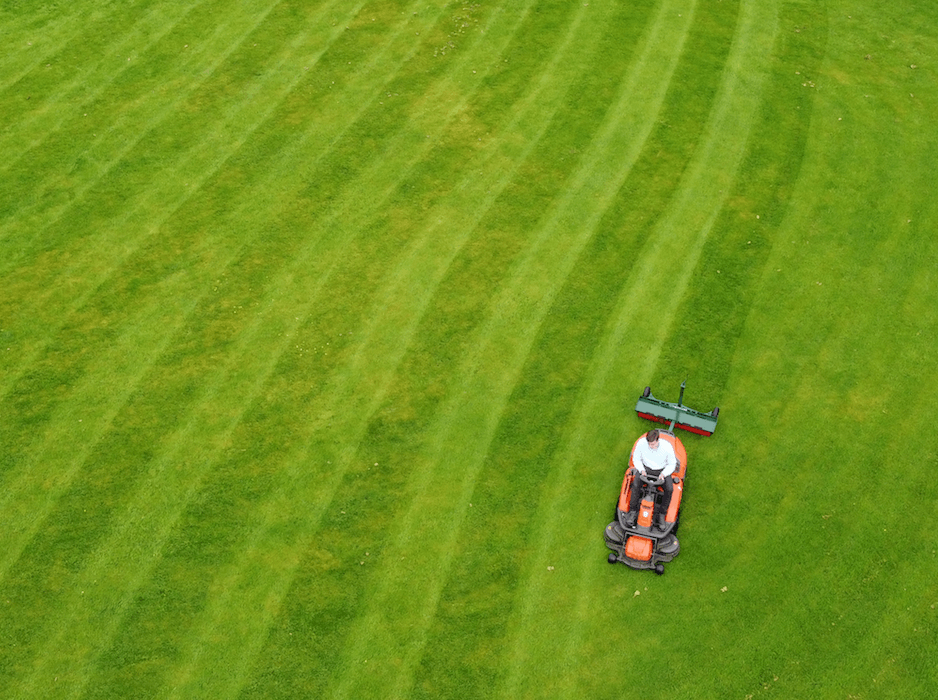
[{"x1": 646, "y1": 428, "x2": 660, "y2": 447}]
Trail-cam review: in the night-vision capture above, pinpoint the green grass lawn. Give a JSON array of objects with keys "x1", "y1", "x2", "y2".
[{"x1": 2, "y1": 0, "x2": 937, "y2": 698}]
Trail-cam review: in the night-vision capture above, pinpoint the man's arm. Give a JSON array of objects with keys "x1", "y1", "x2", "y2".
[
  {"x1": 662, "y1": 442, "x2": 677, "y2": 477},
  {"x1": 633, "y1": 440, "x2": 648, "y2": 473}
]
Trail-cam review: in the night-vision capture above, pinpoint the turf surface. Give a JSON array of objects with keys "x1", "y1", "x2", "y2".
[{"x1": 1, "y1": 1, "x2": 937, "y2": 698}]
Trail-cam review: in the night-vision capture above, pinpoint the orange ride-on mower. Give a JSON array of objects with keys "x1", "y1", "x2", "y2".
[{"x1": 604, "y1": 383, "x2": 719, "y2": 575}]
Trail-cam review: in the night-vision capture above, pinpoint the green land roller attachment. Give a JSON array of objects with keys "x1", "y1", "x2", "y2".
[{"x1": 635, "y1": 380, "x2": 719, "y2": 436}]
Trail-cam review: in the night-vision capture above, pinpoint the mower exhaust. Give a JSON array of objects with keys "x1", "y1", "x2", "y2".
[{"x1": 635, "y1": 380, "x2": 719, "y2": 436}]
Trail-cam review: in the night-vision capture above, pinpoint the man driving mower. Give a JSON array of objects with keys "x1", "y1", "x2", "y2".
[{"x1": 625, "y1": 428, "x2": 677, "y2": 529}]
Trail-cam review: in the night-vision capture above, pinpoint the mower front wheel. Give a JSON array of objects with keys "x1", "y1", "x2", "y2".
[
  {"x1": 654, "y1": 563, "x2": 665, "y2": 575},
  {"x1": 607, "y1": 553, "x2": 618, "y2": 564}
]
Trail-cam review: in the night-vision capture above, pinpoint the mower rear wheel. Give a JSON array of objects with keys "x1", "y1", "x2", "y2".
[
  {"x1": 654, "y1": 563, "x2": 665, "y2": 575},
  {"x1": 643, "y1": 386, "x2": 651, "y2": 398},
  {"x1": 607, "y1": 553, "x2": 618, "y2": 564}
]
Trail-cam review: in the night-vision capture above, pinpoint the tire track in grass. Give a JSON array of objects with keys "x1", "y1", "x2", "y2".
[
  {"x1": 0, "y1": 0, "x2": 208, "y2": 174},
  {"x1": 705, "y1": 14, "x2": 938, "y2": 686},
  {"x1": 0, "y1": 0, "x2": 374, "y2": 585},
  {"x1": 649, "y1": 0, "x2": 828, "y2": 401},
  {"x1": 327, "y1": 2, "x2": 700, "y2": 697},
  {"x1": 682, "y1": 105, "x2": 938, "y2": 696},
  {"x1": 4, "y1": 4, "x2": 511, "y2": 696},
  {"x1": 497, "y1": 1, "x2": 780, "y2": 695}
]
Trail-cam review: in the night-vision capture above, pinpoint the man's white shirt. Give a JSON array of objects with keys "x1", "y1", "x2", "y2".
[{"x1": 633, "y1": 436, "x2": 677, "y2": 477}]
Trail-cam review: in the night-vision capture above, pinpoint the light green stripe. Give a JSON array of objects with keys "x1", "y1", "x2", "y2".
[
  {"x1": 154, "y1": 5, "x2": 557, "y2": 698},
  {"x1": 498, "y1": 0, "x2": 782, "y2": 694},
  {"x1": 0, "y1": 0, "x2": 366, "y2": 585},
  {"x1": 0, "y1": 0, "x2": 362, "y2": 401},
  {"x1": 0, "y1": 0, "x2": 208, "y2": 175},
  {"x1": 0, "y1": 6, "x2": 100, "y2": 93},
  {"x1": 328, "y1": 1, "x2": 702, "y2": 697},
  {"x1": 7, "y1": 2, "x2": 498, "y2": 697}
]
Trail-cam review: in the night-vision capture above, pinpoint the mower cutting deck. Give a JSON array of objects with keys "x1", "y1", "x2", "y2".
[{"x1": 605, "y1": 383, "x2": 718, "y2": 574}]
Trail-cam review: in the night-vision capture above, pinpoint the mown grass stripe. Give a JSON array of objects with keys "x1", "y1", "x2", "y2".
[
  {"x1": 0, "y1": 0, "x2": 366, "y2": 404},
  {"x1": 145, "y1": 0, "x2": 602, "y2": 691},
  {"x1": 0, "y1": 0, "x2": 290, "y2": 262},
  {"x1": 0, "y1": 4, "x2": 108, "y2": 94},
  {"x1": 0, "y1": 0, "x2": 319, "y2": 411},
  {"x1": 4, "y1": 3, "x2": 489, "y2": 696},
  {"x1": 132, "y1": 0, "x2": 668, "y2": 692},
  {"x1": 327, "y1": 1, "x2": 702, "y2": 696},
  {"x1": 139, "y1": 6, "x2": 570, "y2": 699},
  {"x1": 0, "y1": 0, "x2": 476, "y2": 413},
  {"x1": 317, "y1": 0, "x2": 601, "y2": 686},
  {"x1": 223, "y1": 3, "x2": 660, "y2": 694},
  {"x1": 3, "y1": 0, "x2": 937, "y2": 697},
  {"x1": 145, "y1": 0, "x2": 572, "y2": 565},
  {"x1": 0, "y1": 0, "x2": 206, "y2": 175},
  {"x1": 9, "y1": 272, "x2": 317, "y2": 698},
  {"x1": 91, "y1": 1, "x2": 568, "y2": 688},
  {"x1": 498, "y1": 0, "x2": 781, "y2": 694},
  {"x1": 404, "y1": 0, "x2": 746, "y2": 693},
  {"x1": 0, "y1": 0, "x2": 369, "y2": 582}
]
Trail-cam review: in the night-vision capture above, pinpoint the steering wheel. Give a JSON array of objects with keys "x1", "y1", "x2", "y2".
[{"x1": 638, "y1": 472, "x2": 665, "y2": 487}]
